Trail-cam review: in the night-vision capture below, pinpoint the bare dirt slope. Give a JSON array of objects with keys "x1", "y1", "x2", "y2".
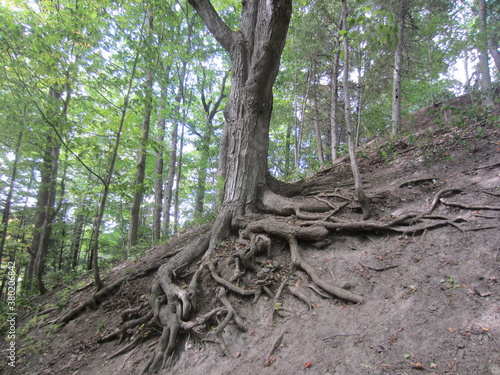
[{"x1": 2, "y1": 97, "x2": 499, "y2": 375}]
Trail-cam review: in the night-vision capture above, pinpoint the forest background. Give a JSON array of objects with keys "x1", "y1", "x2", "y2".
[{"x1": 0, "y1": 0, "x2": 498, "y2": 301}]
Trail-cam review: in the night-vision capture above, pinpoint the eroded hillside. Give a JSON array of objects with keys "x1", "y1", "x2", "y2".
[{"x1": 2, "y1": 97, "x2": 499, "y2": 375}]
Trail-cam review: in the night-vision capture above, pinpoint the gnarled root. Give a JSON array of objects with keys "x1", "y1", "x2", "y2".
[{"x1": 234, "y1": 216, "x2": 365, "y2": 304}]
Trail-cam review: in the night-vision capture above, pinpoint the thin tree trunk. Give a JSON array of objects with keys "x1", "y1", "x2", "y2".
[
  {"x1": 33, "y1": 137, "x2": 60, "y2": 294},
  {"x1": 391, "y1": 2, "x2": 406, "y2": 137},
  {"x1": 92, "y1": 49, "x2": 141, "y2": 290},
  {"x1": 296, "y1": 68, "x2": 312, "y2": 169},
  {"x1": 0, "y1": 130, "x2": 23, "y2": 270},
  {"x1": 70, "y1": 211, "x2": 85, "y2": 270},
  {"x1": 128, "y1": 11, "x2": 155, "y2": 251},
  {"x1": 355, "y1": 61, "x2": 363, "y2": 147},
  {"x1": 488, "y1": 37, "x2": 500, "y2": 74},
  {"x1": 195, "y1": 71, "x2": 227, "y2": 218},
  {"x1": 342, "y1": 0, "x2": 370, "y2": 220},
  {"x1": 162, "y1": 61, "x2": 188, "y2": 236},
  {"x1": 478, "y1": 0, "x2": 493, "y2": 106},
  {"x1": 152, "y1": 115, "x2": 166, "y2": 241},
  {"x1": 173, "y1": 124, "x2": 185, "y2": 233},
  {"x1": 330, "y1": 46, "x2": 341, "y2": 161},
  {"x1": 312, "y1": 61, "x2": 324, "y2": 164}
]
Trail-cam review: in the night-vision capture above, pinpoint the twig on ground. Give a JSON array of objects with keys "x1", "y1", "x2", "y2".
[{"x1": 264, "y1": 328, "x2": 287, "y2": 367}]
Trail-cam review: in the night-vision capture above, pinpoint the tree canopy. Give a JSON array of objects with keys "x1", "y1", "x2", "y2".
[{"x1": 0, "y1": 0, "x2": 497, "y2": 297}]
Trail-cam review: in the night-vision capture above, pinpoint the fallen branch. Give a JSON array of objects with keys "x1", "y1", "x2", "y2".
[
  {"x1": 398, "y1": 177, "x2": 438, "y2": 188},
  {"x1": 359, "y1": 261, "x2": 399, "y2": 272},
  {"x1": 59, "y1": 275, "x2": 130, "y2": 325}
]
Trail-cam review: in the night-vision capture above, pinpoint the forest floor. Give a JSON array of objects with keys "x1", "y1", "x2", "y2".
[{"x1": 2, "y1": 95, "x2": 500, "y2": 375}]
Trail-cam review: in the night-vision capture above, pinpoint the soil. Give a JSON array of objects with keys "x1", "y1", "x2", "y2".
[{"x1": 2, "y1": 96, "x2": 499, "y2": 375}]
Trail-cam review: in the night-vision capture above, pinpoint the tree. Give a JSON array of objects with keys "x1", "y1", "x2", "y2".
[
  {"x1": 477, "y1": 0, "x2": 493, "y2": 105},
  {"x1": 390, "y1": 0, "x2": 409, "y2": 137},
  {"x1": 341, "y1": 0, "x2": 370, "y2": 220},
  {"x1": 188, "y1": 0, "x2": 293, "y2": 240},
  {"x1": 127, "y1": 9, "x2": 156, "y2": 250}
]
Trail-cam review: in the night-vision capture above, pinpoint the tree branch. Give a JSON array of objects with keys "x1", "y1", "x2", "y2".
[{"x1": 188, "y1": 0, "x2": 235, "y2": 52}]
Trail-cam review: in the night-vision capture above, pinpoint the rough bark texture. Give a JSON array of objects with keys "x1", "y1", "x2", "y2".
[{"x1": 189, "y1": 0, "x2": 292, "y2": 244}]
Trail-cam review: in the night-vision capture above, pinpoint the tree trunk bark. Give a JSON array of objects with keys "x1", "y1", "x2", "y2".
[
  {"x1": 313, "y1": 66, "x2": 325, "y2": 165},
  {"x1": 189, "y1": 0, "x2": 292, "y2": 240},
  {"x1": 330, "y1": 46, "x2": 340, "y2": 161},
  {"x1": 33, "y1": 137, "x2": 60, "y2": 294},
  {"x1": 128, "y1": 62, "x2": 154, "y2": 250},
  {"x1": 152, "y1": 115, "x2": 165, "y2": 242},
  {"x1": 478, "y1": 0, "x2": 494, "y2": 106},
  {"x1": 195, "y1": 71, "x2": 227, "y2": 218},
  {"x1": 342, "y1": 0, "x2": 370, "y2": 220},
  {"x1": 70, "y1": 211, "x2": 86, "y2": 270},
  {"x1": 295, "y1": 68, "x2": 312, "y2": 169},
  {"x1": 0, "y1": 130, "x2": 23, "y2": 270},
  {"x1": 391, "y1": 1, "x2": 405, "y2": 137},
  {"x1": 162, "y1": 61, "x2": 187, "y2": 236},
  {"x1": 173, "y1": 124, "x2": 185, "y2": 233}
]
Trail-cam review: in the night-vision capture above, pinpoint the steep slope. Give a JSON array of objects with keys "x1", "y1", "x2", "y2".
[{"x1": 2, "y1": 96, "x2": 499, "y2": 375}]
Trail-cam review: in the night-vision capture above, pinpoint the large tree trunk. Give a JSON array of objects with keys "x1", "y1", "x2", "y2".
[{"x1": 189, "y1": 0, "x2": 292, "y2": 241}]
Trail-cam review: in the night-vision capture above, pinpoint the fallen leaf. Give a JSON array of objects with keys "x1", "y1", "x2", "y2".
[
  {"x1": 304, "y1": 361, "x2": 313, "y2": 368},
  {"x1": 390, "y1": 333, "x2": 398, "y2": 344},
  {"x1": 411, "y1": 362, "x2": 423, "y2": 369},
  {"x1": 481, "y1": 327, "x2": 490, "y2": 332},
  {"x1": 430, "y1": 362, "x2": 437, "y2": 369},
  {"x1": 448, "y1": 327, "x2": 455, "y2": 333}
]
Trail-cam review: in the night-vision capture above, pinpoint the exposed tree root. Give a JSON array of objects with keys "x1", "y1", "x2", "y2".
[
  {"x1": 440, "y1": 198, "x2": 500, "y2": 211},
  {"x1": 426, "y1": 188, "x2": 464, "y2": 214},
  {"x1": 59, "y1": 275, "x2": 130, "y2": 325},
  {"x1": 84, "y1": 182, "x2": 491, "y2": 373},
  {"x1": 264, "y1": 328, "x2": 287, "y2": 367}
]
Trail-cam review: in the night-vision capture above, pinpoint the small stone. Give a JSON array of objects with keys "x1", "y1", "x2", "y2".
[
  {"x1": 342, "y1": 282, "x2": 353, "y2": 290},
  {"x1": 472, "y1": 284, "x2": 491, "y2": 297}
]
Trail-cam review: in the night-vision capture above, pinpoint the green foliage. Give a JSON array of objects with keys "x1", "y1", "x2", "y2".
[{"x1": 0, "y1": 0, "x2": 495, "y2": 299}]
